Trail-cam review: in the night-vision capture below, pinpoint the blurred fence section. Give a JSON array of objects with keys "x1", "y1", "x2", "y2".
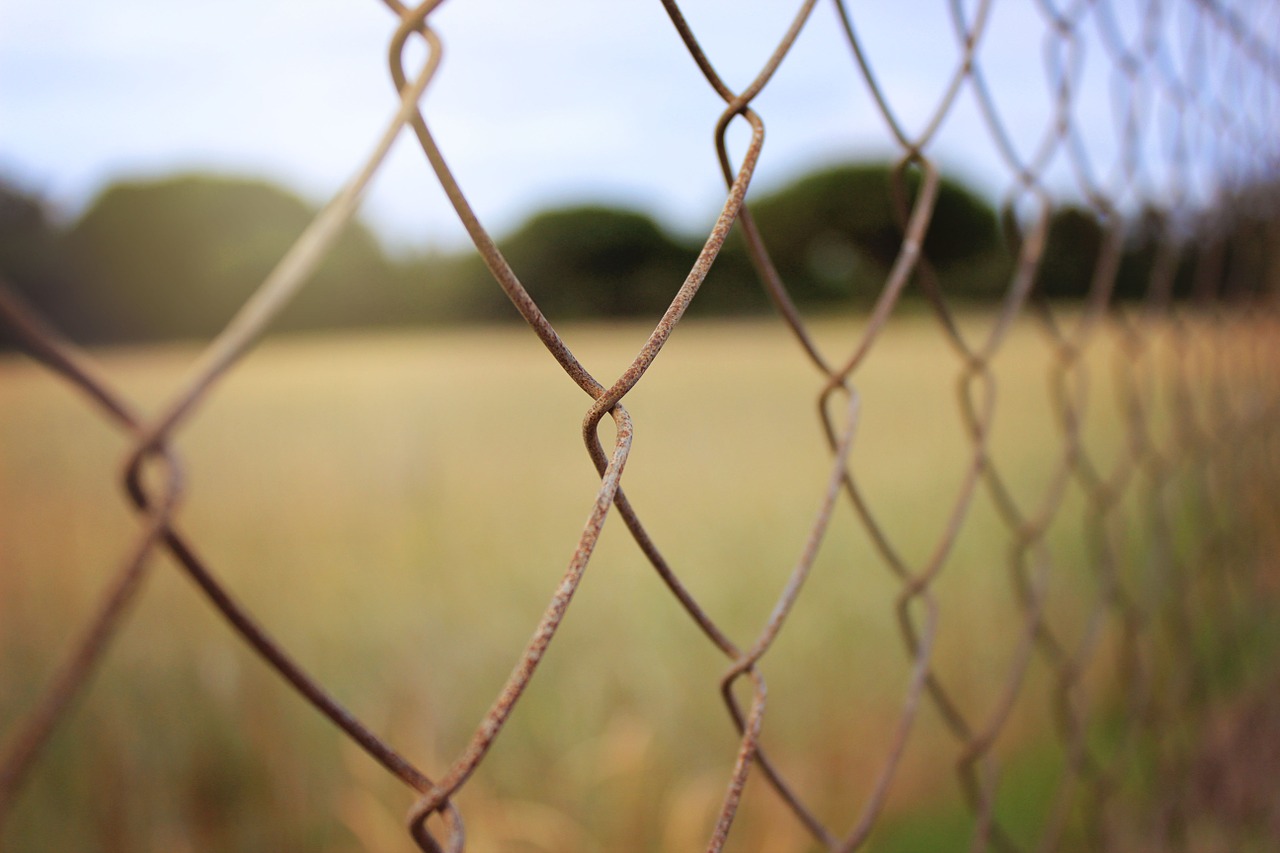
[{"x1": 2, "y1": 0, "x2": 1280, "y2": 851}]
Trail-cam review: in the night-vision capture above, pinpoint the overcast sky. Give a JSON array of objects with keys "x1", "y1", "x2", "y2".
[{"x1": 1, "y1": 1, "x2": 1274, "y2": 252}]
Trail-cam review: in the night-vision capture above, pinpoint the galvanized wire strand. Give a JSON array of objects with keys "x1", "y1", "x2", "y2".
[
  {"x1": 0, "y1": 277, "x2": 442, "y2": 818},
  {"x1": 1, "y1": 1, "x2": 1279, "y2": 851},
  {"x1": 129, "y1": 27, "x2": 442, "y2": 459},
  {"x1": 384, "y1": 0, "x2": 816, "y2": 845},
  {"x1": 0, "y1": 16, "x2": 453, "y2": 832}
]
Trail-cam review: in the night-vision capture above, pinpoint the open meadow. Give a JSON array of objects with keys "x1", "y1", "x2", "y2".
[{"x1": 1, "y1": 313, "x2": 1274, "y2": 852}]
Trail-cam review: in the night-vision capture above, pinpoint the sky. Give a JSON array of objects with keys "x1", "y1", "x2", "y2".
[{"x1": 1, "y1": 1, "x2": 1275, "y2": 253}]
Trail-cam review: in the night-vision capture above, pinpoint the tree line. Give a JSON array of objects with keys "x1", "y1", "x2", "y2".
[{"x1": 1, "y1": 163, "x2": 1273, "y2": 347}]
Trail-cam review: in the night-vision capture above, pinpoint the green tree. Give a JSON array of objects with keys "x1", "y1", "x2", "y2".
[
  {"x1": 741, "y1": 162, "x2": 1009, "y2": 305},
  {"x1": 0, "y1": 179, "x2": 88, "y2": 347},
  {"x1": 63, "y1": 174, "x2": 398, "y2": 342},
  {"x1": 474, "y1": 205, "x2": 694, "y2": 320},
  {"x1": 1028, "y1": 206, "x2": 1107, "y2": 300}
]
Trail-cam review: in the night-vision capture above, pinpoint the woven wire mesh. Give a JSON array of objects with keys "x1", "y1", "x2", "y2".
[{"x1": 2, "y1": 0, "x2": 1280, "y2": 851}]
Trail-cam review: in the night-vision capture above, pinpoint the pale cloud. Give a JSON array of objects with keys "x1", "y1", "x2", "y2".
[{"x1": 1, "y1": 1, "x2": 1271, "y2": 251}]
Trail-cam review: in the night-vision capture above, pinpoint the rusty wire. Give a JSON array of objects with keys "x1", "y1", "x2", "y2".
[{"x1": 2, "y1": 0, "x2": 1279, "y2": 851}]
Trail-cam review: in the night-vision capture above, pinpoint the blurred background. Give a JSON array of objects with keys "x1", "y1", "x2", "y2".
[
  {"x1": 4, "y1": 0, "x2": 1273, "y2": 346},
  {"x1": 2, "y1": 1, "x2": 1279, "y2": 852}
]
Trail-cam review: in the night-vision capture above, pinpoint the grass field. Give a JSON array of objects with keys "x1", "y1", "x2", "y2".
[{"x1": 0, "y1": 313, "x2": 1268, "y2": 852}]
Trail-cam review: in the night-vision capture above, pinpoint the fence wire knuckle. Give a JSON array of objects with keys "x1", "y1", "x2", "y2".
[{"x1": 2, "y1": 0, "x2": 1280, "y2": 850}]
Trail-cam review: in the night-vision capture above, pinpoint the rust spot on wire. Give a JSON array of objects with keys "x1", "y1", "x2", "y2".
[{"x1": 3, "y1": 1, "x2": 1280, "y2": 851}]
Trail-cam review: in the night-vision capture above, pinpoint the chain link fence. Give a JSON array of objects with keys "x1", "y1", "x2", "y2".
[{"x1": 3, "y1": 0, "x2": 1280, "y2": 850}]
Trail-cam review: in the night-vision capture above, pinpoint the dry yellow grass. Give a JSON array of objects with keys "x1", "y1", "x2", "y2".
[{"x1": 0, "y1": 314, "x2": 1199, "y2": 852}]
